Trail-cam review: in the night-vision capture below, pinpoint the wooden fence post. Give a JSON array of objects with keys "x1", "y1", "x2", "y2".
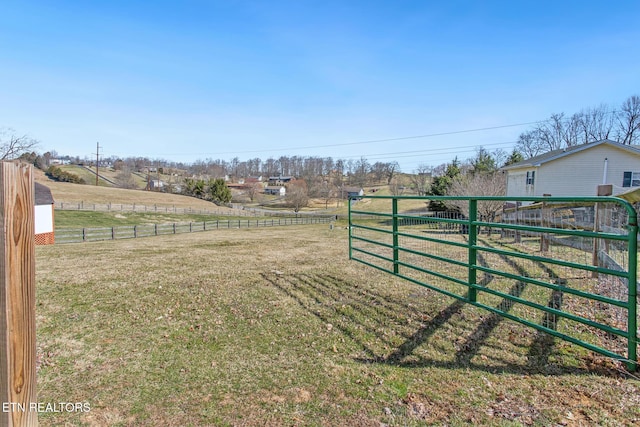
[{"x1": 0, "y1": 162, "x2": 38, "y2": 426}]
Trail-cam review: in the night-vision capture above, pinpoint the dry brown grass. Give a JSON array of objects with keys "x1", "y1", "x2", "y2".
[
  {"x1": 35, "y1": 168, "x2": 230, "y2": 210},
  {"x1": 34, "y1": 225, "x2": 640, "y2": 426}
]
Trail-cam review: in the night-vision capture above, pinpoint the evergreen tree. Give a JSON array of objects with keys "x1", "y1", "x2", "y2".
[
  {"x1": 208, "y1": 178, "x2": 232, "y2": 204},
  {"x1": 427, "y1": 158, "x2": 460, "y2": 211},
  {"x1": 503, "y1": 149, "x2": 524, "y2": 166}
]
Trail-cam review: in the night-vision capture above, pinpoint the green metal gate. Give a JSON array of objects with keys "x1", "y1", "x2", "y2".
[{"x1": 348, "y1": 195, "x2": 638, "y2": 370}]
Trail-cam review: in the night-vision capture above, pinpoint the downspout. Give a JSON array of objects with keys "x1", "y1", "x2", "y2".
[{"x1": 602, "y1": 157, "x2": 608, "y2": 184}]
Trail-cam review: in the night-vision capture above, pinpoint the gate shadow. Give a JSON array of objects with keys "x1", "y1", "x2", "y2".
[
  {"x1": 261, "y1": 271, "x2": 618, "y2": 377},
  {"x1": 475, "y1": 237, "x2": 570, "y2": 370}
]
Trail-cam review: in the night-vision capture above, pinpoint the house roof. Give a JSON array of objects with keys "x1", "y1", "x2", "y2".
[
  {"x1": 343, "y1": 186, "x2": 363, "y2": 193},
  {"x1": 617, "y1": 186, "x2": 640, "y2": 204},
  {"x1": 35, "y1": 182, "x2": 54, "y2": 205},
  {"x1": 502, "y1": 139, "x2": 640, "y2": 170}
]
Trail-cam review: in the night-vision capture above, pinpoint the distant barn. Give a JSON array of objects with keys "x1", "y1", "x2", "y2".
[{"x1": 34, "y1": 182, "x2": 55, "y2": 245}]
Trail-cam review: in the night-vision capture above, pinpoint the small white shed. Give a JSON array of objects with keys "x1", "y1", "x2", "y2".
[{"x1": 34, "y1": 182, "x2": 55, "y2": 245}]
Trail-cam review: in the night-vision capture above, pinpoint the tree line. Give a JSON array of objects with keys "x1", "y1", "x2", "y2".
[
  {"x1": 516, "y1": 95, "x2": 639, "y2": 157},
  {"x1": 2, "y1": 94, "x2": 638, "y2": 214},
  {"x1": 421, "y1": 94, "x2": 639, "y2": 219}
]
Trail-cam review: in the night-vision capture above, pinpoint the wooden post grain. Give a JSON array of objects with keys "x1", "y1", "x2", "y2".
[{"x1": 0, "y1": 162, "x2": 37, "y2": 426}]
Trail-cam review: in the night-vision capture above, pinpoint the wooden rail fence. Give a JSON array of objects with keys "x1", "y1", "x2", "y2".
[{"x1": 55, "y1": 216, "x2": 334, "y2": 244}]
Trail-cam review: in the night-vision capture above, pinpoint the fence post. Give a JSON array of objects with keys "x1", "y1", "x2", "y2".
[
  {"x1": 627, "y1": 211, "x2": 638, "y2": 371},
  {"x1": 468, "y1": 199, "x2": 477, "y2": 303},
  {"x1": 348, "y1": 197, "x2": 353, "y2": 259},
  {"x1": 392, "y1": 198, "x2": 399, "y2": 274},
  {"x1": 0, "y1": 162, "x2": 38, "y2": 426}
]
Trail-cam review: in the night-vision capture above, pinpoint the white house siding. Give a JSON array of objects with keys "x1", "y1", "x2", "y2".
[
  {"x1": 535, "y1": 145, "x2": 640, "y2": 197},
  {"x1": 506, "y1": 170, "x2": 531, "y2": 198},
  {"x1": 507, "y1": 144, "x2": 640, "y2": 198}
]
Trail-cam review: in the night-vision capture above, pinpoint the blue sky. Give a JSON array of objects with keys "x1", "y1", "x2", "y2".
[{"x1": 1, "y1": 0, "x2": 639, "y2": 171}]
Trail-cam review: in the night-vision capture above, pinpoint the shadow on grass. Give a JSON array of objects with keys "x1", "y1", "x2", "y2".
[
  {"x1": 476, "y1": 237, "x2": 570, "y2": 371},
  {"x1": 262, "y1": 270, "x2": 621, "y2": 377}
]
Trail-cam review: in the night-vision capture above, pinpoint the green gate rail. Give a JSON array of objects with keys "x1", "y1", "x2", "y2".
[{"x1": 348, "y1": 195, "x2": 639, "y2": 371}]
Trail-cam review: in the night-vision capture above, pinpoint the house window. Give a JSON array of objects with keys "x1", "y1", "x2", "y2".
[
  {"x1": 623, "y1": 172, "x2": 640, "y2": 187},
  {"x1": 526, "y1": 171, "x2": 535, "y2": 185}
]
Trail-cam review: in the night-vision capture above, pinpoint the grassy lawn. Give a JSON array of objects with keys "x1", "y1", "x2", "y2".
[
  {"x1": 54, "y1": 210, "x2": 261, "y2": 228},
  {"x1": 35, "y1": 225, "x2": 640, "y2": 426},
  {"x1": 36, "y1": 170, "x2": 222, "y2": 210}
]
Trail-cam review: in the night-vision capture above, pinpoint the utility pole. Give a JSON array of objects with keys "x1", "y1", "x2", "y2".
[{"x1": 95, "y1": 142, "x2": 101, "y2": 186}]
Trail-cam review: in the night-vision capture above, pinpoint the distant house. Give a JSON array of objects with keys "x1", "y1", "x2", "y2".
[
  {"x1": 342, "y1": 186, "x2": 364, "y2": 199},
  {"x1": 34, "y1": 182, "x2": 55, "y2": 245},
  {"x1": 50, "y1": 158, "x2": 70, "y2": 165},
  {"x1": 268, "y1": 176, "x2": 293, "y2": 186},
  {"x1": 148, "y1": 180, "x2": 165, "y2": 191},
  {"x1": 264, "y1": 186, "x2": 286, "y2": 196},
  {"x1": 502, "y1": 139, "x2": 640, "y2": 201}
]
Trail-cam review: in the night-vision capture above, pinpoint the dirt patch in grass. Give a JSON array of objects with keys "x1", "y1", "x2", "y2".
[{"x1": 35, "y1": 226, "x2": 640, "y2": 426}]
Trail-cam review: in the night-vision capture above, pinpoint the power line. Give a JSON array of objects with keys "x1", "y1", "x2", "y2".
[
  {"x1": 125, "y1": 120, "x2": 542, "y2": 159},
  {"x1": 338, "y1": 140, "x2": 518, "y2": 161}
]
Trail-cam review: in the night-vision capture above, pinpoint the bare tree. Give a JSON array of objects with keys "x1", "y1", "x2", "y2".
[
  {"x1": 389, "y1": 176, "x2": 405, "y2": 196},
  {"x1": 579, "y1": 104, "x2": 614, "y2": 142},
  {"x1": 319, "y1": 181, "x2": 337, "y2": 209},
  {"x1": 538, "y1": 113, "x2": 567, "y2": 152},
  {"x1": 616, "y1": 95, "x2": 640, "y2": 145},
  {"x1": 409, "y1": 164, "x2": 432, "y2": 196},
  {"x1": 245, "y1": 182, "x2": 263, "y2": 202},
  {"x1": 114, "y1": 167, "x2": 139, "y2": 189},
  {"x1": 285, "y1": 179, "x2": 309, "y2": 212},
  {"x1": 0, "y1": 128, "x2": 39, "y2": 161},
  {"x1": 351, "y1": 157, "x2": 370, "y2": 186},
  {"x1": 446, "y1": 172, "x2": 506, "y2": 234},
  {"x1": 516, "y1": 129, "x2": 546, "y2": 158},
  {"x1": 517, "y1": 96, "x2": 640, "y2": 160}
]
